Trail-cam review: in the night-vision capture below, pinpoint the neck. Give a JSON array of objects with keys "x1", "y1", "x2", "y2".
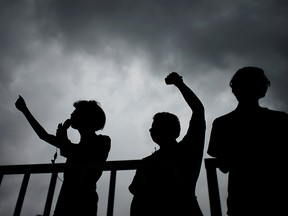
[
  {"x1": 158, "y1": 139, "x2": 177, "y2": 149},
  {"x1": 237, "y1": 100, "x2": 261, "y2": 111},
  {"x1": 79, "y1": 129, "x2": 96, "y2": 140}
]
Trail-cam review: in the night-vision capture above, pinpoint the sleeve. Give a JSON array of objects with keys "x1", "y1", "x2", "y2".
[
  {"x1": 129, "y1": 165, "x2": 148, "y2": 196},
  {"x1": 208, "y1": 117, "x2": 229, "y2": 158},
  {"x1": 129, "y1": 169, "x2": 141, "y2": 195},
  {"x1": 207, "y1": 118, "x2": 230, "y2": 173},
  {"x1": 207, "y1": 119, "x2": 220, "y2": 158},
  {"x1": 85, "y1": 135, "x2": 111, "y2": 163},
  {"x1": 99, "y1": 135, "x2": 111, "y2": 162},
  {"x1": 59, "y1": 141, "x2": 76, "y2": 158}
]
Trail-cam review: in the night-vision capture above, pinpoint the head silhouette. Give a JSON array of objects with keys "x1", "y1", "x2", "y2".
[
  {"x1": 229, "y1": 66, "x2": 271, "y2": 102},
  {"x1": 70, "y1": 100, "x2": 106, "y2": 131},
  {"x1": 149, "y1": 112, "x2": 180, "y2": 145}
]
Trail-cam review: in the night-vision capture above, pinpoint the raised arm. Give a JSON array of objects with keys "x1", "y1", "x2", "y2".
[
  {"x1": 15, "y1": 95, "x2": 60, "y2": 147},
  {"x1": 166, "y1": 72, "x2": 205, "y2": 154},
  {"x1": 165, "y1": 72, "x2": 204, "y2": 115}
]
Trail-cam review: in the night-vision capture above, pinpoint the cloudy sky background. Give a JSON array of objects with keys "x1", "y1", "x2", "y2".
[{"x1": 0, "y1": 0, "x2": 288, "y2": 215}]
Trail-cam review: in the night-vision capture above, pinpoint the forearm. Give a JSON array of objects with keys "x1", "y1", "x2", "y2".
[
  {"x1": 175, "y1": 82, "x2": 204, "y2": 114},
  {"x1": 21, "y1": 108, "x2": 57, "y2": 146}
]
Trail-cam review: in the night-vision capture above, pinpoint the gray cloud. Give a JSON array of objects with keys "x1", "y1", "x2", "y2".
[{"x1": 29, "y1": 0, "x2": 288, "y2": 109}]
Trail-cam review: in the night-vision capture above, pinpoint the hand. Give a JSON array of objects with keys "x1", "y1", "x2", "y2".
[
  {"x1": 165, "y1": 72, "x2": 183, "y2": 86},
  {"x1": 56, "y1": 119, "x2": 71, "y2": 140},
  {"x1": 56, "y1": 119, "x2": 71, "y2": 147},
  {"x1": 15, "y1": 95, "x2": 28, "y2": 112},
  {"x1": 62, "y1": 119, "x2": 71, "y2": 130}
]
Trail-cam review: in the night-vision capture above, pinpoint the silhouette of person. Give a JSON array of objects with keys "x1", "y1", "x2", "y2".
[
  {"x1": 15, "y1": 96, "x2": 111, "y2": 216},
  {"x1": 207, "y1": 66, "x2": 288, "y2": 216},
  {"x1": 129, "y1": 72, "x2": 205, "y2": 216}
]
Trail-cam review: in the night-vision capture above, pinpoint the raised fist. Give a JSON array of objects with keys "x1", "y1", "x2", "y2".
[
  {"x1": 15, "y1": 95, "x2": 28, "y2": 112},
  {"x1": 165, "y1": 72, "x2": 183, "y2": 85}
]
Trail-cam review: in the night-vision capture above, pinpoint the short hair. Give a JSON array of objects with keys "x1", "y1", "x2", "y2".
[
  {"x1": 229, "y1": 66, "x2": 271, "y2": 99},
  {"x1": 73, "y1": 100, "x2": 106, "y2": 131},
  {"x1": 153, "y1": 112, "x2": 181, "y2": 139}
]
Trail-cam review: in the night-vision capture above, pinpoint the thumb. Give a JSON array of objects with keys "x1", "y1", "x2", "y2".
[{"x1": 63, "y1": 119, "x2": 71, "y2": 129}]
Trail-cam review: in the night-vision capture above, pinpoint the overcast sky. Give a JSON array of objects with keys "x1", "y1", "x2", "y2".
[{"x1": 1, "y1": 0, "x2": 288, "y2": 215}]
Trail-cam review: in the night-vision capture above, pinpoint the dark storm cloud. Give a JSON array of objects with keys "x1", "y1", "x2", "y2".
[
  {"x1": 32, "y1": 0, "x2": 288, "y2": 65},
  {"x1": 2, "y1": 0, "x2": 288, "y2": 78},
  {"x1": 26, "y1": 0, "x2": 288, "y2": 109}
]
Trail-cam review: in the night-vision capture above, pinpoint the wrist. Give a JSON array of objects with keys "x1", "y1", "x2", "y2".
[{"x1": 174, "y1": 80, "x2": 184, "y2": 87}]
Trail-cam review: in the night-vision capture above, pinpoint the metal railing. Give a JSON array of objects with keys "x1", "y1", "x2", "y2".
[
  {"x1": 205, "y1": 158, "x2": 222, "y2": 216},
  {"x1": 0, "y1": 158, "x2": 222, "y2": 216}
]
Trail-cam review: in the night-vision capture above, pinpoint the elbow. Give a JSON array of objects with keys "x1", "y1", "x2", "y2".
[
  {"x1": 38, "y1": 132, "x2": 52, "y2": 142},
  {"x1": 199, "y1": 103, "x2": 205, "y2": 112},
  {"x1": 193, "y1": 100, "x2": 205, "y2": 113},
  {"x1": 194, "y1": 105, "x2": 205, "y2": 116}
]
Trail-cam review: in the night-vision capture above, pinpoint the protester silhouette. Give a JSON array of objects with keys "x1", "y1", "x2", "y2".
[
  {"x1": 129, "y1": 72, "x2": 205, "y2": 216},
  {"x1": 207, "y1": 66, "x2": 288, "y2": 216},
  {"x1": 15, "y1": 96, "x2": 111, "y2": 216}
]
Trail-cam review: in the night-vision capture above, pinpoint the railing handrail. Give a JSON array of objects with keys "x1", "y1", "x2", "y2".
[{"x1": 0, "y1": 160, "x2": 146, "y2": 175}]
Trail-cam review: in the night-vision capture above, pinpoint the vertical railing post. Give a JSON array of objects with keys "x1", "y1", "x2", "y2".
[
  {"x1": 205, "y1": 158, "x2": 222, "y2": 216},
  {"x1": 0, "y1": 173, "x2": 3, "y2": 187},
  {"x1": 43, "y1": 172, "x2": 58, "y2": 216},
  {"x1": 14, "y1": 173, "x2": 30, "y2": 216},
  {"x1": 107, "y1": 169, "x2": 117, "y2": 216}
]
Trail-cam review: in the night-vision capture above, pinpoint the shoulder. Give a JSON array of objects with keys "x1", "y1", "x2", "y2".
[
  {"x1": 98, "y1": 134, "x2": 111, "y2": 142},
  {"x1": 141, "y1": 151, "x2": 160, "y2": 163},
  {"x1": 261, "y1": 108, "x2": 288, "y2": 123},
  {"x1": 97, "y1": 134, "x2": 111, "y2": 150},
  {"x1": 262, "y1": 107, "x2": 288, "y2": 116},
  {"x1": 213, "y1": 110, "x2": 237, "y2": 125},
  {"x1": 142, "y1": 153, "x2": 154, "y2": 161}
]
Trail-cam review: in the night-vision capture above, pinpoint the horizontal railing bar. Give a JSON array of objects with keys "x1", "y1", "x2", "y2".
[{"x1": 0, "y1": 160, "x2": 169, "y2": 175}]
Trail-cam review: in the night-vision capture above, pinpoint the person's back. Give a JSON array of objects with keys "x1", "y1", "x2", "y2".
[
  {"x1": 208, "y1": 67, "x2": 288, "y2": 215},
  {"x1": 210, "y1": 106, "x2": 287, "y2": 215}
]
